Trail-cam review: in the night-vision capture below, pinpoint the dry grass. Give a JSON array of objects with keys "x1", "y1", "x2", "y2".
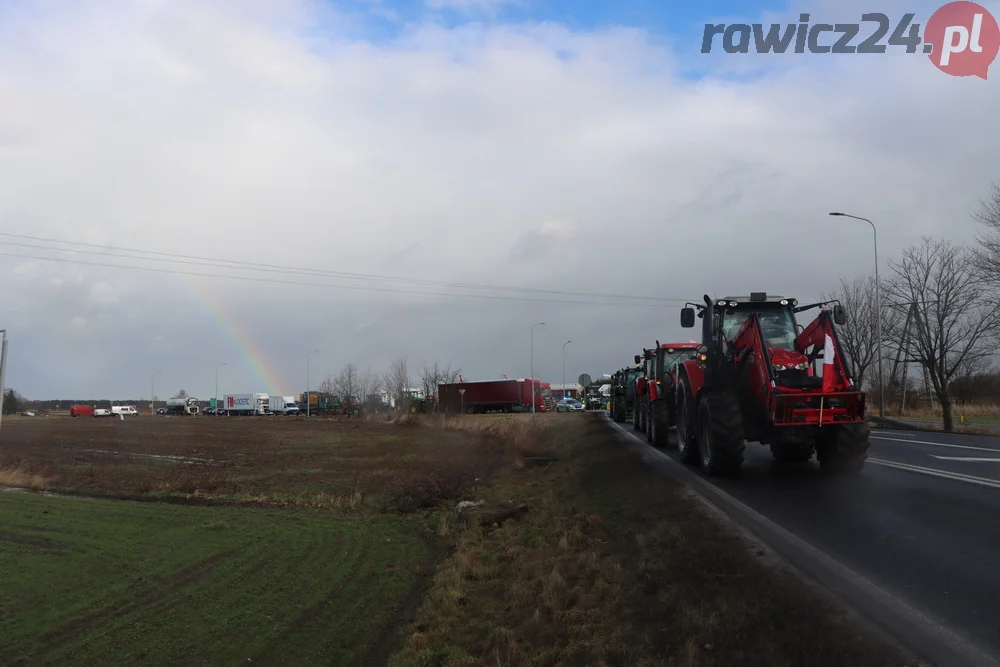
[
  {"x1": 884, "y1": 401, "x2": 1000, "y2": 420},
  {"x1": 389, "y1": 413, "x2": 908, "y2": 667},
  {"x1": 0, "y1": 465, "x2": 50, "y2": 490}
]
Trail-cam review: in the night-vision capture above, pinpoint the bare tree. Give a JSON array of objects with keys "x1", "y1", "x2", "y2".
[
  {"x1": 318, "y1": 375, "x2": 336, "y2": 395},
  {"x1": 419, "y1": 360, "x2": 462, "y2": 407},
  {"x1": 884, "y1": 237, "x2": 1000, "y2": 431},
  {"x1": 970, "y1": 180, "x2": 1000, "y2": 281},
  {"x1": 334, "y1": 363, "x2": 359, "y2": 414},
  {"x1": 384, "y1": 357, "x2": 409, "y2": 410},
  {"x1": 173, "y1": 389, "x2": 187, "y2": 399},
  {"x1": 822, "y1": 274, "x2": 886, "y2": 392},
  {"x1": 354, "y1": 365, "x2": 378, "y2": 412}
]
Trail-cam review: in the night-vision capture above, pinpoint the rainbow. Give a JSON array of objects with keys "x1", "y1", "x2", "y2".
[{"x1": 187, "y1": 279, "x2": 288, "y2": 395}]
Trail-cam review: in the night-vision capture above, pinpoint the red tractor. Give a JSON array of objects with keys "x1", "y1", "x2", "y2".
[
  {"x1": 634, "y1": 342, "x2": 701, "y2": 447},
  {"x1": 674, "y1": 293, "x2": 869, "y2": 476},
  {"x1": 633, "y1": 348, "x2": 654, "y2": 433}
]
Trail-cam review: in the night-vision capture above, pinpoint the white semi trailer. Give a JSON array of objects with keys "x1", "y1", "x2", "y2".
[{"x1": 221, "y1": 393, "x2": 270, "y2": 415}]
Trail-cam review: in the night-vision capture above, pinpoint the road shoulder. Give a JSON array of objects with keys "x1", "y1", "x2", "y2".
[{"x1": 388, "y1": 413, "x2": 909, "y2": 667}]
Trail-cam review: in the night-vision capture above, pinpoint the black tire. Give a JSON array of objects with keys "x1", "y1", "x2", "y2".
[
  {"x1": 613, "y1": 398, "x2": 626, "y2": 422},
  {"x1": 697, "y1": 391, "x2": 745, "y2": 476},
  {"x1": 650, "y1": 401, "x2": 669, "y2": 448},
  {"x1": 632, "y1": 399, "x2": 641, "y2": 430},
  {"x1": 645, "y1": 404, "x2": 653, "y2": 442},
  {"x1": 817, "y1": 422, "x2": 869, "y2": 474},
  {"x1": 675, "y1": 377, "x2": 699, "y2": 464}
]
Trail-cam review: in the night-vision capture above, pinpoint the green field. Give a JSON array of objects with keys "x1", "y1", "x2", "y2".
[{"x1": 0, "y1": 492, "x2": 437, "y2": 666}]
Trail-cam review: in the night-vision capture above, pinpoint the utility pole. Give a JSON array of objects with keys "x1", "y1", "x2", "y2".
[
  {"x1": 216, "y1": 363, "x2": 226, "y2": 417},
  {"x1": 0, "y1": 330, "x2": 7, "y2": 434},
  {"x1": 306, "y1": 349, "x2": 320, "y2": 417},
  {"x1": 562, "y1": 340, "x2": 571, "y2": 401},
  {"x1": 151, "y1": 369, "x2": 162, "y2": 415},
  {"x1": 530, "y1": 323, "x2": 545, "y2": 413}
]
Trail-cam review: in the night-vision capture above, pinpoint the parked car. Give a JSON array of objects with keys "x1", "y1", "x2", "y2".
[
  {"x1": 203, "y1": 407, "x2": 217, "y2": 415},
  {"x1": 555, "y1": 398, "x2": 584, "y2": 412},
  {"x1": 156, "y1": 407, "x2": 168, "y2": 415}
]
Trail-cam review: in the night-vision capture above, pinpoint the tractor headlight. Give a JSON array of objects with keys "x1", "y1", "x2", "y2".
[
  {"x1": 772, "y1": 363, "x2": 787, "y2": 372},
  {"x1": 794, "y1": 362, "x2": 809, "y2": 370}
]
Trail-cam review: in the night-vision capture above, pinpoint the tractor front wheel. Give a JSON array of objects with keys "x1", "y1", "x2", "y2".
[
  {"x1": 817, "y1": 423, "x2": 869, "y2": 474},
  {"x1": 650, "y1": 401, "x2": 669, "y2": 448},
  {"x1": 697, "y1": 391, "x2": 745, "y2": 476},
  {"x1": 675, "y1": 378, "x2": 699, "y2": 464},
  {"x1": 613, "y1": 398, "x2": 625, "y2": 422}
]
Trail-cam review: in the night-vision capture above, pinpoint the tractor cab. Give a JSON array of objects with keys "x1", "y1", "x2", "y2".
[{"x1": 654, "y1": 342, "x2": 701, "y2": 381}]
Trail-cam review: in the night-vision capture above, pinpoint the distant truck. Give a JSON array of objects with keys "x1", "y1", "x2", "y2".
[
  {"x1": 165, "y1": 397, "x2": 200, "y2": 415},
  {"x1": 70, "y1": 405, "x2": 94, "y2": 417},
  {"x1": 437, "y1": 378, "x2": 548, "y2": 414},
  {"x1": 269, "y1": 395, "x2": 300, "y2": 415},
  {"x1": 222, "y1": 393, "x2": 269, "y2": 415}
]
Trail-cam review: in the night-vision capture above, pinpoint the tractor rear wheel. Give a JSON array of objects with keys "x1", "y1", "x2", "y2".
[
  {"x1": 697, "y1": 391, "x2": 745, "y2": 476},
  {"x1": 675, "y1": 377, "x2": 699, "y2": 464},
  {"x1": 650, "y1": 401, "x2": 668, "y2": 448},
  {"x1": 817, "y1": 423, "x2": 869, "y2": 474},
  {"x1": 613, "y1": 398, "x2": 625, "y2": 422}
]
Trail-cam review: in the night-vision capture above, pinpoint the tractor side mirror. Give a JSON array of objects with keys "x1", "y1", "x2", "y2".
[
  {"x1": 634, "y1": 354, "x2": 641, "y2": 365},
  {"x1": 833, "y1": 304, "x2": 847, "y2": 325},
  {"x1": 681, "y1": 307, "x2": 695, "y2": 328},
  {"x1": 643, "y1": 349, "x2": 653, "y2": 361}
]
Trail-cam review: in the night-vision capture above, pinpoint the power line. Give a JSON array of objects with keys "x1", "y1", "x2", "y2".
[
  {"x1": 0, "y1": 250, "x2": 682, "y2": 308},
  {"x1": 0, "y1": 231, "x2": 688, "y2": 303}
]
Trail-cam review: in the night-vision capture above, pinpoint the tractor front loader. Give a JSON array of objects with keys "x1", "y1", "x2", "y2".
[{"x1": 674, "y1": 292, "x2": 869, "y2": 477}]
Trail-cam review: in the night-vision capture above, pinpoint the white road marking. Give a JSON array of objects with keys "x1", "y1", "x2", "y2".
[
  {"x1": 929, "y1": 455, "x2": 1000, "y2": 463},
  {"x1": 868, "y1": 458, "x2": 1000, "y2": 490},
  {"x1": 872, "y1": 435, "x2": 1000, "y2": 452}
]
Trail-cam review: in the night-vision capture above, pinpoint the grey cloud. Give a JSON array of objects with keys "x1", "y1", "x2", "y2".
[{"x1": 0, "y1": 0, "x2": 998, "y2": 399}]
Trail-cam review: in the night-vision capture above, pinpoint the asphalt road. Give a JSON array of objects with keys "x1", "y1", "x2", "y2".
[{"x1": 606, "y1": 415, "x2": 1000, "y2": 667}]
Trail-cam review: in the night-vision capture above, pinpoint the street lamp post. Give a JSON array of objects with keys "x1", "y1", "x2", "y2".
[
  {"x1": 829, "y1": 212, "x2": 884, "y2": 418},
  {"x1": 306, "y1": 349, "x2": 320, "y2": 418},
  {"x1": 562, "y1": 340, "x2": 572, "y2": 401},
  {"x1": 151, "y1": 369, "x2": 162, "y2": 415},
  {"x1": 530, "y1": 323, "x2": 545, "y2": 413},
  {"x1": 0, "y1": 329, "x2": 7, "y2": 433},
  {"x1": 216, "y1": 363, "x2": 227, "y2": 417}
]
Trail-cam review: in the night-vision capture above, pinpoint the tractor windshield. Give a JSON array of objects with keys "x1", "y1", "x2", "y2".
[
  {"x1": 660, "y1": 349, "x2": 698, "y2": 375},
  {"x1": 721, "y1": 307, "x2": 797, "y2": 350}
]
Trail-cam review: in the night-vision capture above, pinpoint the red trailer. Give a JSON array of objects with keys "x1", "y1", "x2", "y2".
[{"x1": 438, "y1": 378, "x2": 548, "y2": 413}]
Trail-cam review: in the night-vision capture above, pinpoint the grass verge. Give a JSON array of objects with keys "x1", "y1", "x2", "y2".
[
  {"x1": 0, "y1": 490, "x2": 439, "y2": 666},
  {"x1": 389, "y1": 413, "x2": 908, "y2": 667}
]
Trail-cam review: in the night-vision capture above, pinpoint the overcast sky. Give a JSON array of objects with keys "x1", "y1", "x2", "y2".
[{"x1": 2, "y1": 0, "x2": 998, "y2": 400}]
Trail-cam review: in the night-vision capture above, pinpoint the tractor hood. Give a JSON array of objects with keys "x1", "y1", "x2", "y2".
[{"x1": 768, "y1": 347, "x2": 809, "y2": 370}]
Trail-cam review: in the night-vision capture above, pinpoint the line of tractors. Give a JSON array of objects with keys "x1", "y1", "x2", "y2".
[{"x1": 609, "y1": 292, "x2": 870, "y2": 476}]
